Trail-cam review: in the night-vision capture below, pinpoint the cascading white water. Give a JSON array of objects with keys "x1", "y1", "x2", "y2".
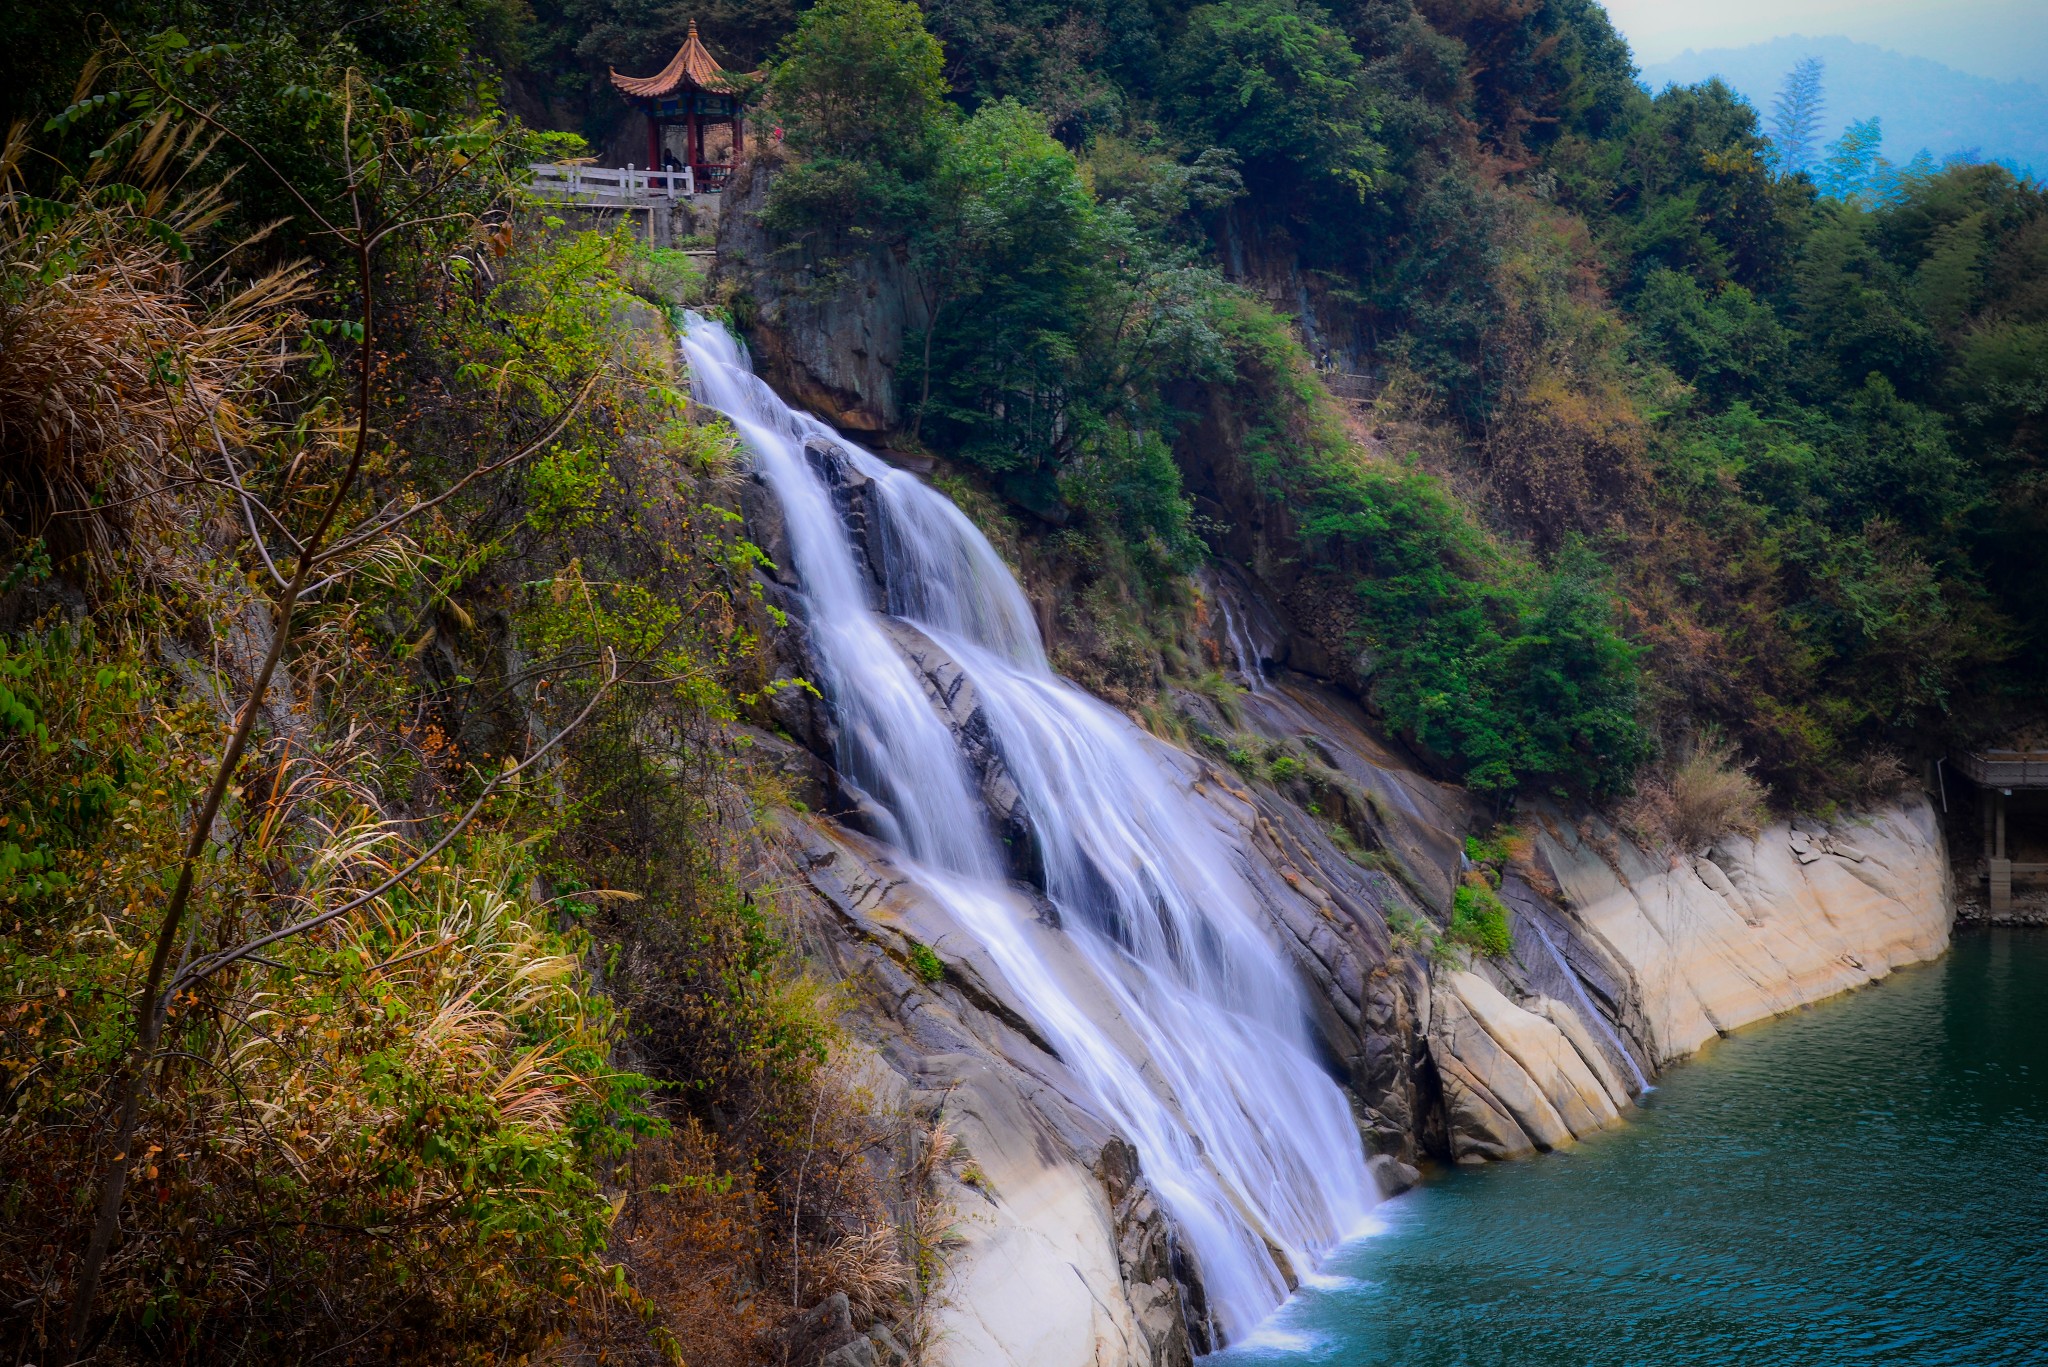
[
  {"x1": 1213, "y1": 586, "x2": 1266, "y2": 692},
  {"x1": 681, "y1": 315, "x2": 1374, "y2": 1342},
  {"x1": 1527, "y1": 916, "x2": 1653, "y2": 1096}
]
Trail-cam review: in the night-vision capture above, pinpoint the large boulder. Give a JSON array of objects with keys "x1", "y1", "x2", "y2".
[{"x1": 1427, "y1": 970, "x2": 1627, "y2": 1162}]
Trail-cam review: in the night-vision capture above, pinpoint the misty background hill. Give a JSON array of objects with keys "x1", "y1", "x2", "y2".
[{"x1": 1640, "y1": 34, "x2": 2048, "y2": 177}]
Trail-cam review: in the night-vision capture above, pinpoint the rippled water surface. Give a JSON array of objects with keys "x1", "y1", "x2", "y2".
[{"x1": 1216, "y1": 930, "x2": 2048, "y2": 1366}]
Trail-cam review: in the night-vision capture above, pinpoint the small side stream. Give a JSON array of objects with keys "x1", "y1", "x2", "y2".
[{"x1": 1215, "y1": 930, "x2": 2048, "y2": 1366}]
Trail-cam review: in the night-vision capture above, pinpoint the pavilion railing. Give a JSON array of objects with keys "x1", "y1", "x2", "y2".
[
  {"x1": 526, "y1": 162, "x2": 735, "y2": 203},
  {"x1": 1954, "y1": 750, "x2": 2048, "y2": 789}
]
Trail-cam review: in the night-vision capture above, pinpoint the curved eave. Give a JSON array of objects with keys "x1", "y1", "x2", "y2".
[{"x1": 608, "y1": 21, "x2": 752, "y2": 99}]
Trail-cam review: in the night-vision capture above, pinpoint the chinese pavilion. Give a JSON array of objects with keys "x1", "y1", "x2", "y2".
[{"x1": 609, "y1": 21, "x2": 752, "y2": 189}]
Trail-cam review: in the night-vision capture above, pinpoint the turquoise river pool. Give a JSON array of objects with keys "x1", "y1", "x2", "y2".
[{"x1": 1214, "y1": 929, "x2": 2048, "y2": 1366}]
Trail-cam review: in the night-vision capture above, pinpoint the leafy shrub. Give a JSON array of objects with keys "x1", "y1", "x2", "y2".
[
  {"x1": 0, "y1": 627, "x2": 138, "y2": 896},
  {"x1": 1449, "y1": 881, "x2": 1514, "y2": 958},
  {"x1": 1384, "y1": 905, "x2": 1438, "y2": 953},
  {"x1": 1466, "y1": 827, "x2": 1539, "y2": 872},
  {"x1": 907, "y1": 941, "x2": 945, "y2": 984}
]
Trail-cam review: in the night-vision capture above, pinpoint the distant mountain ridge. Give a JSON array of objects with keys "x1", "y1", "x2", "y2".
[{"x1": 1639, "y1": 35, "x2": 2047, "y2": 178}]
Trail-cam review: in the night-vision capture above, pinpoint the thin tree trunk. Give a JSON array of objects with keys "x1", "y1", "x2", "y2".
[{"x1": 914, "y1": 289, "x2": 943, "y2": 444}]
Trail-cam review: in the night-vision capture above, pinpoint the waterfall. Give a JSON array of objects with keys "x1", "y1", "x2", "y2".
[
  {"x1": 681, "y1": 316, "x2": 1373, "y2": 1342},
  {"x1": 1214, "y1": 588, "x2": 1265, "y2": 692},
  {"x1": 1526, "y1": 916, "x2": 1653, "y2": 1096}
]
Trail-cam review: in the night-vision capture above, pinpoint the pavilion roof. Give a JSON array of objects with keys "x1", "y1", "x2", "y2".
[{"x1": 610, "y1": 21, "x2": 748, "y2": 98}]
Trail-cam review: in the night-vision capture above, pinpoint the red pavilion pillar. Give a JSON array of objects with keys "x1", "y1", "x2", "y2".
[{"x1": 646, "y1": 112, "x2": 661, "y2": 174}]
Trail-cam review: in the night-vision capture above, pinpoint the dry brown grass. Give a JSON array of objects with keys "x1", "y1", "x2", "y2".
[
  {"x1": 1621, "y1": 735, "x2": 1770, "y2": 854},
  {"x1": 1840, "y1": 748, "x2": 1915, "y2": 805},
  {"x1": 0, "y1": 117, "x2": 307, "y2": 571},
  {"x1": 549, "y1": 1056, "x2": 925, "y2": 1367},
  {"x1": 584, "y1": 1122, "x2": 776, "y2": 1367}
]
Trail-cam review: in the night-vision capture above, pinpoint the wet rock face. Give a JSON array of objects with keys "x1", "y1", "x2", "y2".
[
  {"x1": 790, "y1": 818, "x2": 1194, "y2": 1367},
  {"x1": 718, "y1": 163, "x2": 910, "y2": 432},
  {"x1": 1097, "y1": 1138, "x2": 1198, "y2": 1367},
  {"x1": 876, "y1": 618, "x2": 1042, "y2": 883},
  {"x1": 738, "y1": 467, "x2": 842, "y2": 766},
  {"x1": 741, "y1": 472, "x2": 797, "y2": 588},
  {"x1": 1211, "y1": 773, "x2": 1436, "y2": 1164},
  {"x1": 1367, "y1": 1153, "x2": 1421, "y2": 1197},
  {"x1": 1358, "y1": 956, "x2": 1432, "y2": 1161},
  {"x1": 750, "y1": 570, "x2": 836, "y2": 761},
  {"x1": 806, "y1": 437, "x2": 888, "y2": 608}
]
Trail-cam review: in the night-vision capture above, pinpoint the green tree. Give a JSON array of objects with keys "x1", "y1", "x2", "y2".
[
  {"x1": 1787, "y1": 213, "x2": 1940, "y2": 400},
  {"x1": 902, "y1": 101, "x2": 1224, "y2": 552},
  {"x1": 907, "y1": 100, "x2": 1104, "y2": 472},
  {"x1": 1634, "y1": 268, "x2": 1791, "y2": 406},
  {"x1": 1162, "y1": 0, "x2": 1383, "y2": 203},
  {"x1": 1406, "y1": 0, "x2": 1640, "y2": 155},
  {"x1": 759, "y1": 0, "x2": 954, "y2": 241},
  {"x1": 1768, "y1": 55, "x2": 1825, "y2": 175},
  {"x1": 1576, "y1": 79, "x2": 1802, "y2": 297},
  {"x1": 1817, "y1": 115, "x2": 1887, "y2": 203}
]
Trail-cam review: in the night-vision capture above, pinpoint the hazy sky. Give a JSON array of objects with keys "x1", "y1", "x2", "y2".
[{"x1": 1598, "y1": 0, "x2": 2048, "y2": 84}]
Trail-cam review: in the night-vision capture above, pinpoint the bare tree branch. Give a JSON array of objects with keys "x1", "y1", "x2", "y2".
[
  {"x1": 309, "y1": 371, "x2": 601, "y2": 576},
  {"x1": 172, "y1": 650, "x2": 616, "y2": 991}
]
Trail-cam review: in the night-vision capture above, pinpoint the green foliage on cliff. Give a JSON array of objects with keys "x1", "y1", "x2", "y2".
[
  {"x1": 907, "y1": 941, "x2": 946, "y2": 983},
  {"x1": 0, "y1": 34, "x2": 894, "y2": 1360},
  {"x1": 748, "y1": 0, "x2": 2047, "y2": 805},
  {"x1": 1214, "y1": 295, "x2": 1648, "y2": 794},
  {"x1": 1450, "y1": 882, "x2": 1513, "y2": 958},
  {"x1": 764, "y1": 9, "x2": 1228, "y2": 562}
]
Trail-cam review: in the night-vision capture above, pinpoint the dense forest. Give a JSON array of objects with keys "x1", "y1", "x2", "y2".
[
  {"x1": 1, "y1": 0, "x2": 2042, "y2": 1362},
  {"x1": 709, "y1": 0, "x2": 2045, "y2": 811},
  {"x1": 520, "y1": 0, "x2": 2039, "y2": 809}
]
